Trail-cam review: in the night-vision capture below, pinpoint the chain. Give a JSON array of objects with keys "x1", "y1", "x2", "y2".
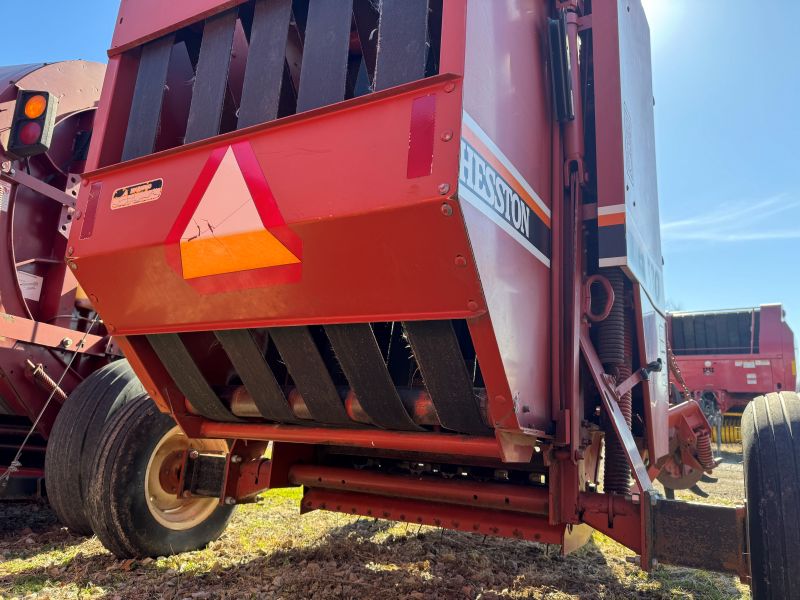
[
  {"x1": 667, "y1": 345, "x2": 692, "y2": 401},
  {"x1": 0, "y1": 314, "x2": 100, "y2": 487}
]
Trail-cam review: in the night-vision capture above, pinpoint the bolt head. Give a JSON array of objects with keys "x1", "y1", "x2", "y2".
[
  {"x1": 441, "y1": 203, "x2": 453, "y2": 217},
  {"x1": 188, "y1": 449, "x2": 200, "y2": 460},
  {"x1": 467, "y1": 300, "x2": 479, "y2": 311},
  {"x1": 230, "y1": 454, "x2": 242, "y2": 464},
  {"x1": 60, "y1": 338, "x2": 73, "y2": 348},
  {"x1": 438, "y1": 183, "x2": 451, "y2": 195},
  {"x1": 441, "y1": 130, "x2": 454, "y2": 142},
  {"x1": 454, "y1": 255, "x2": 467, "y2": 267},
  {"x1": 444, "y1": 82, "x2": 456, "y2": 93},
  {"x1": 68, "y1": 261, "x2": 78, "y2": 271},
  {"x1": 67, "y1": 247, "x2": 74, "y2": 256},
  {"x1": 224, "y1": 496, "x2": 236, "y2": 505}
]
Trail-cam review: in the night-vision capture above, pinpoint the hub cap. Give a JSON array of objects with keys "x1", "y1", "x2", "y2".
[{"x1": 144, "y1": 426, "x2": 227, "y2": 530}]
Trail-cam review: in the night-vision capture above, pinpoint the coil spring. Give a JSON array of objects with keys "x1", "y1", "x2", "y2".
[
  {"x1": 598, "y1": 269, "x2": 633, "y2": 495},
  {"x1": 695, "y1": 430, "x2": 715, "y2": 470}
]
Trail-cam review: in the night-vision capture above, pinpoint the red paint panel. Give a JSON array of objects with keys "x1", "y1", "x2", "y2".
[
  {"x1": 407, "y1": 94, "x2": 436, "y2": 179},
  {"x1": 111, "y1": 0, "x2": 249, "y2": 55},
  {"x1": 71, "y1": 79, "x2": 476, "y2": 333}
]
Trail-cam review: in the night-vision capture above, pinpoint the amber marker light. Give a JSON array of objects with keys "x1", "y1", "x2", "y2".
[{"x1": 23, "y1": 94, "x2": 48, "y2": 119}]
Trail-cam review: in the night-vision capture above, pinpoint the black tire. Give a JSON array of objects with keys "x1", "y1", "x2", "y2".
[
  {"x1": 44, "y1": 360, "x2": 144, "y2": 534},
  {"x1": 86, "y1": 393, "x2": 234, "y2": 558},
  {"x1": 742, "y1": 391, "x2": 800, "y2": 600}
]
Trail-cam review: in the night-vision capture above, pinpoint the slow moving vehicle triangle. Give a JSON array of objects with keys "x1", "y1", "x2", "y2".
[{"x1": 179, "y1": 146, "x2": 299, "y2": 279}]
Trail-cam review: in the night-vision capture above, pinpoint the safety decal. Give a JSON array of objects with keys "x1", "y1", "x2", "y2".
[
  {"x1": 166, "y1": 142, "x2": 302, "y2": 288},
  {"x1": 17, "y1": 270, "x2": 43, "y2": 302},
  {"x1": 111, "y1": 178, "x2": 163, "y2": 210},
  {"x1": 459, "y1": 112, "x2": 551, "y2": 267}
]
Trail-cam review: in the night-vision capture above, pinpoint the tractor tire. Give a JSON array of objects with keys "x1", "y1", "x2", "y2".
[
  {"x1": 85, "y1": 393, "x2": 234, "y2": 558},
  {"x1": 742, "y1": 391, "x2": 800, "y2": 600},
  {"x1": 44, "y1": 360, "x2": 144, "y2": 535}
]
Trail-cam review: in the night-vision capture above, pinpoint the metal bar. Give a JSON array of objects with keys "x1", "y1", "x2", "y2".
[
  {"x1": 184, "y1": 9, "x2": 238, "y2": 143},
  {"x1": 579, "y1": 328, "x2": 654, "y2": 492},
  {"x1": 325, "y1": 324, "x2": 420, "y2": 431},
  {"x1": 296, "y1": 0, "x2": 354, "y2": 112},
  {"x1": 289, "y1": 465, "x2": 549, "y2": 515},
  {"x1": 0, "y1": 313, "x2": 106, "y2": 355},
  {"x1": 237, "y1": 0, "x2": 292, "y2": 128},
  {"x1": 121, "y1": 34, "x2": 175, "y2": 161},
  {"x1": 403, "y1": 321, "x2": 489, "y2": 434},
  {"x1": 268, "y1": 327, "x2": 351, "y2": 424},
  {"x1": 301, "y1": 488, "x2": 564, "y2": 544},
  {"x1": 373, "y1": 0, "x2": 430, "y2": 91},
  {"x1": 214, "y1": 329, "x2": 298, "y2": 423},
  {"x1": 0, "y1": 169, "x2": 75, "y2": 208},
  {"x1": 198, "y1": 421, "x2": 503, "y2": 459},
  {"x1": 148, "y1": 334, "x2": 240, "y2": 422}
]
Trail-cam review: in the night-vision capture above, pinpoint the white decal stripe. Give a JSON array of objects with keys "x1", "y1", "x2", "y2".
[
  {"x1": 462, "y1": 112, "x2": 551, "y2": 220},
  {"x1": 460, "y1": 186, "x2": 551, "y2": 269},
  {"x1": 598, "y1": 203, "x2": 626, "y2": 216}
]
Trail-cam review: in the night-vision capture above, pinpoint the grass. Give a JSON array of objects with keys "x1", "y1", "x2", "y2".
[{"x1": 0, "y1": 462, "x2": 750, "y2": 599}]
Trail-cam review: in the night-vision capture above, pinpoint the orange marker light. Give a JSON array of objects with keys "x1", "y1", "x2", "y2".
[{"x1": 23, "y1": 94, "x2": 47, "y2": 119}]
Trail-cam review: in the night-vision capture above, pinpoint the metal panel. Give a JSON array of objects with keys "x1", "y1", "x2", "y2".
[
  {"x1": 296, "y1": 0, "x2": 354, "y2": 112},
  {"x1": 373, "y1": 0, "x2": 429, "y2": 91},
  {"x1": 237, "y1": 0, "x2": 292, "y2": 129},
  {"x1": 653, "y1": 499, "x2": 745, "y2": 574},
  {"x1": 268, "y1": 327, "x2": 351, "y2": 424},
  {"x1": 215, "y1": 329, "x2": 298, "y2": 423},
  {"x1": 148, "y1": 334, "x2": 240, "y2": 422},
  {"x1": 403, "y1": 321, "x2": 489, "y2": 434},
  {"x1": 325, "y1": 324, "x2": 420, "y2": 431},
  {"x1": 185, "y1": 9, "x2": 238, "y2": 143},
  {"x1": 121, "y1": 35, "x2": 175, "y2": 161}
]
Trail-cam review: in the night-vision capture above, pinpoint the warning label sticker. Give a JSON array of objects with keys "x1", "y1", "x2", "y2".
[
  {"x1": 17, "y1": 271, "x2": 43, "y2": 302},
  {"x1": 111, "y1": 179, "x2": 163, "y2": 210}
]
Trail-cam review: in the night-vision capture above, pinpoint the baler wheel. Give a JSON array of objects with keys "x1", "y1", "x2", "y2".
[
  {"x1": 85, "y1": 393, "x2": 234, "y2": 558},
  {"x1": 742, "y1": 391, "x2": 800, "y2": 599},
  {"x1": 45, "y1": 360, "x2": 144, "y2": 535}
]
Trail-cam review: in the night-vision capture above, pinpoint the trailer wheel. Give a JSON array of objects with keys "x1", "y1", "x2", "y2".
[
  {"x1": 44, "y1": 360, "x2": 144, "y2": 535},
  {"x1": 86, "y1": 393, "x2": 234, "y2": 558},
  {"x1": 742, "y1": 391, "x2": 800, "y2": 599}
]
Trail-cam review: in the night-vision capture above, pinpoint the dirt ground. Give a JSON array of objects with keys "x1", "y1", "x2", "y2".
[{"x1": 0, "y1": 444, "x2": 748, "y2": 599}]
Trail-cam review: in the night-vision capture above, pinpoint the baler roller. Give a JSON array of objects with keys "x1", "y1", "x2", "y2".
[{"x1": 149, "y1": 320, "x2": 491, "y2": 436}]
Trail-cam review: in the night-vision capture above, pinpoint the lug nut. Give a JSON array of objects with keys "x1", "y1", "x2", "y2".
[
  {"x1": 224, "y1": 497, "x2": 236, "y2": 505},
  {"x1": 188, "y1": 449, "x2": 200, "y2": 460}
]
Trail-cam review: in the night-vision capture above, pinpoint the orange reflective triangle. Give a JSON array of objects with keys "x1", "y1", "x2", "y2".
[{"x1": 178, "y1": 147, "x2": 300, "y2": 280}]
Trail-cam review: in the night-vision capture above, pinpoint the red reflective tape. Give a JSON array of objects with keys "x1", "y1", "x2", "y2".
[
  {"x1": 407, "y1": 94, "x2": 436, "y2": 179},
  {"x1": 80, "y1": 182, "x2": 103, "y2": 240}
]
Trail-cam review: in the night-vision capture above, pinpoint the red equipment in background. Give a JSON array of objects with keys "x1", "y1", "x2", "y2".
[
  {"x1": 0, "y1": 61, "x2": 114, "y2": 497},
  {"x1": 669, "y1": 304, "x2": 796, "y2": 443}
]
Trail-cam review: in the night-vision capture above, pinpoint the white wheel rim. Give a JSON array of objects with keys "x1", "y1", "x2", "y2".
[{"x1": 144, "y1": 426, "x2": 227, "y2": 531}]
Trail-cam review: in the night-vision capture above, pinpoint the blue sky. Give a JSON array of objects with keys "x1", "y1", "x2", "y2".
[
  {"x1": 642, "y1": 0, "x2": 800, "y2": 345},
  {"x1": 5, "y1": 1, "x2": 799, "y2": 347}
]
